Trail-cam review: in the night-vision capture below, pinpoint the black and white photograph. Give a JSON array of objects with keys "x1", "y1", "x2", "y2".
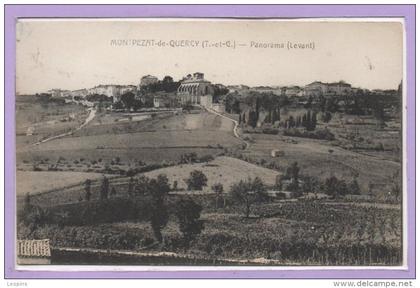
[{"x1": 15, "y1": 19, "x2": 404, "y2": 267}]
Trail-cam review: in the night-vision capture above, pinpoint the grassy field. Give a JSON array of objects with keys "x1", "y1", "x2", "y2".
[
  {"x1": 16, "y1": 171, "x2": 111, "y2": 196},
  {"x1": 17, "y1": 111, "x2": 241, "y2": 168},
  {"x1": 240, "y1": 132, "x2": 400, "y2": 197},
  {"x1": 20, "y1": 156, "x2": 277, "y2": 207},
  {"x1": 71, "y1": 111, "x2": 234, "y2": 137},
  {"x1": 145, "y1": 156, "x2": 278, "y2": 193},
  {"x1": 16, "y1": 96, "x2": 88, "y2": 146}
]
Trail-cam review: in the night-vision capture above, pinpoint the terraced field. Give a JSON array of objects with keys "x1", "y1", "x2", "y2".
[
  {"x1": 17, "y1": 111, "x2": 242, "y2": 166},
  {"x1": 241, "y1": 133, "x2": 400, "y2": 196}
]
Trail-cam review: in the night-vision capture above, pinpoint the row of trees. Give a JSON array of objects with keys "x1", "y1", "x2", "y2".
[
  {"x1": 140, "y1": 76, "x2": 180, "y2": 94},
  {"x1": 23, "y1": 174, "x2": 205, "y2": 247},
  {"x1": 83, "y1": 161, "x2": 368, "y2": 221},
  {"x1": 84, "y1": 169, "x2": 209, "y2": 202},
  {"x1": 274, "y1": 162, "x2": 362, "y2": 198},
  {"x1": 283, "y1": 110, "x2": 318, "y2": 131},
  {"x1": 227, "y1": 87, "x2": 399, "y2": 132}
]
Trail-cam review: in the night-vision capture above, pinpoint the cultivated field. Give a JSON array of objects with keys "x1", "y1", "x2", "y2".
[
  {"x1": 16, "y1": 171, "x2": 111, "y2": 196},
  {"x1": 15, "y1": 100, "x2": 403, "y2": 266},
  {"x1": 20, "y1": 156, "x2": 277, "y2": 207},
  {"x1": 19, "y1": 198, "x2": 402, "y2": 265},
  {"x1": 17, "y1": 111, "x2": 242, "y2": 169},
  {"x1": 241, "y1": 132, "x2": 400, "y2": 197}
]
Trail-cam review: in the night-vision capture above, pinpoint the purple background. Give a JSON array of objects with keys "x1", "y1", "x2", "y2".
[{"x1": 4, "y1": 4, "x2": 416, "y2": 279}]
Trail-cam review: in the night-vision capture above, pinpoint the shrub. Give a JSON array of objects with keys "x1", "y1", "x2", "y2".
[
  {"x1": 262, "y1": 128, "x2": 279, "y2": 135},
  {"x1": 230, "y1": 177, "x2": 268, "y2": 218},
  {"x1": 185, "y1": 170, "x2": 208, "y2": 191},
  {"x1": 180, "y1": 152, "x2": 198, "y2": 164},
  {"x1": 283, "y1": 128, "x2": 335, "y2": 141},
  {"x1": 198, "y1": 154, "x2": 214, "y2": 163}
]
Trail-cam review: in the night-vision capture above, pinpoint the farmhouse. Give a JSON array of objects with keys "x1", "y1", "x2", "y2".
[
  {"x1": 177, "y1": 72, "x2": 214, "y2": 105},
  {"x1": 17, "y1": 239, "x2": 51, "y2": 265},
  {"x1": 271, "y1": 149, "x2": 285, "y2": 157}
]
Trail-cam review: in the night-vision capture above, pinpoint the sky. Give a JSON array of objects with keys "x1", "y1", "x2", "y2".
[{"x1": 16, "y1": 19, "x2": 403, "y2": 94}]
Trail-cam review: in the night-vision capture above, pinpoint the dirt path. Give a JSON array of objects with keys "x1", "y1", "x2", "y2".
[
  {"x1": 33, "y1": 107, "x2": 96, "y2": 146},
  {"x1": 204, "y1": 107, "x2": 249, "y2": 149}
]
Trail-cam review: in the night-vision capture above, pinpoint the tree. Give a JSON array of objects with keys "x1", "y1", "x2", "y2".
[
  {"x1": 230, "y1": 177, "x2": 268, "y2": 218},
  {"x1": 326, "y1": 98, "x2": 339, "y2": 113},
  {"x1": 127, "y1": 176, "x2": 135, "y2": 198},
  {"x1": 224, "y1": 93, "x2": 241, "y2": 114},
  {"x1": 23, "y1": 192, "x2": 31, "y2": 214},
  {"x1": 286, "y1": 162, "x2": 300, "y2": 183},
  {"x1": 284, "y1": 162, "x2": 301, "y2": 195},
  {"x1": 175, "y1": 197, "x2": 204, "y2": 246},
  {"x1": 348, "y1": 178, "x2": 361, "y2": 195},
  {"x1": 100, "y1": 175, "x2": 109, "y2": 201},
  {"x1": 185, "y1": 170, "x2": 208, "y2": 191},
  {"x1": 390, "y1": 170, "x2": 401, "y2": 201},
  {"x1": 321, "y1": 111, "x2": 332, "y2": 123},
  {"x1": 84, "y1": 179, "x2": 92, "y2": 201},
  {"x1": 110, "y1": 187, "x2": 117, "y2": 197},
  {"x1": 121, "y1": 92, "x2": 136, "y2": 109},
  {"x1": 212, "y1": 183, "x2": 224, "y2": 208},
  {"x1": 275, "y1": 174, "x2": 284, "y2": 190},
  {"x1": 248, "y1": 111, "x2": 258, "y2": 128},
  {"x1": 162, "y1": 75, "x2": 174, "y2": 83},
  {"x1": 149, "y1": 174, "x2": 170, "y2": 242},
  {"x1": 172, "y1": 180, "x2": 178, "y2": 191},
  {"x1": 323, "y1": 176, "x2": 348, "y2": 198},
  {"x1": 302, "y1": 113, "x2": 308, "y2": 128},
  {"x1": 180, "y1": 152, "x2": 198, "y2": 164},
  {"x1": 302, "y1": 175, "x2": 319, "y2": 196},
  {"x1": 310, "y1": 111, "x2": 317, "y2": 131},
  {"x1": 113, "y1": 101, "x2": 124, "y2": 110},
  {"x1": 135, "y1": 175, "x2": 150, "y2": 196}
]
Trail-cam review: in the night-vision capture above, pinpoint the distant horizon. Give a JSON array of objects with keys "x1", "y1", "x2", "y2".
[
  {"x1": 16, "y1": 77, "x2": 401, "y2": 96},
  {"x1": 16, "y1": 20, "x2": 403, "y2": 94}
]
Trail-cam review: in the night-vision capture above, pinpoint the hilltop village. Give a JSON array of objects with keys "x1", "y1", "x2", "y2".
[{"x1": 16, "y1": 72, "x2": 402, "y2": 265}]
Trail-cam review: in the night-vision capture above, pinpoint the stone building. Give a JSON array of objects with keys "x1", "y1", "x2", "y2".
[
  {"x1": 86, "y1": 85, "x2": 137, "y2": 103},
  {"x1": 47, "y1": 89, "x2": 71, "y2": 98},
  {"x1": 139, "y1": 75, "x2": 159, "y2": 87},
  {"x1": 17, "y1": 239, "x2": 51, "y2": 265},
  {"x1": 177, "y1": 72, "x2": 214, "y2": 105},
  {"x1": 328, "y1": 81, "x2": 352, "y2": 95},
  {"x1": 284, "y1": 86, "x2": 304, "y2": 97},
  {"x1": 304, "y1": 81, "x2": 352, "y2": 97},
  {"x1": 70, "y1": 89, "x2": 88, "y2": 99},
  {"x1": 88, "y1": 85, "x2": 119, "y2": 98},
  {"x1": 304, "y1": 81, "x2": 330, "y2": 97}
]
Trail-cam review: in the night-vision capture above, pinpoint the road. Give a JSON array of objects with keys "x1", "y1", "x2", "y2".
[
  {"x1": 33, "y1": 107, "x2": 96, "y2": 146},
  {"x1": 203, "y1": 106, "x2": 249, "y2": 149}
]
